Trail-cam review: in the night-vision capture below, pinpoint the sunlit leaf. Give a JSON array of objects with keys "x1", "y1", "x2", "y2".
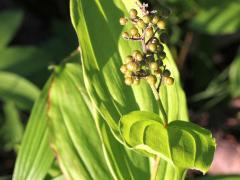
[
  {"x1": 47, "y1": 58, "x2": 150, "y2": 179},
  {"x1": 13, "y1": 79, "x2": 54, "y2": 180},
  {"x1": 120, "y1": 111, "x2": 216, "y2": 174}
]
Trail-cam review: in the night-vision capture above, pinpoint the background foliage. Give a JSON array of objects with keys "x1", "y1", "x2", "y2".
[{"x1": 0, "y1": 0, "x2": 239, "y2": 179}]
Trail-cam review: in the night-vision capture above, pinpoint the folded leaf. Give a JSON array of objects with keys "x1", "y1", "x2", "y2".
[{"x1": 120, "y1": 111, "x2": 216, "y2": 173}]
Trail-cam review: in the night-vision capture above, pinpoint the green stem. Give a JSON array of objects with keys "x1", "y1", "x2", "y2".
[
  {"x1": 151, "y1": 156, "x2": 161, "y2": 180},
  {"x1": 150, "y1": 85, "x2": 168, "y2": 126}
]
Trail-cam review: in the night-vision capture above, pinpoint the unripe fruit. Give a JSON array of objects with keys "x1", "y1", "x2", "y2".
[
  {"x1": 152, "y1": 16, "x2": 160, "y2": 24},
  {"x1": 133, "y1": 79, "x2": 140, "y2": 85},
  {"x1": 132, "y1": 50, "x2": 142, "y2": 58},
  {"x1": 122, "y1": 32, "x2": 129, "y2": 38},
  {"x1": 164, "y1": 77, "x2": 174, "y2": 85},
  {"x1": 125, "y1": 55, "x2": 133, "y2": 63},
  {"x1": 146, "y1": 75, "x2": 157, "y2": 85},
  {"x1": 157, "y1": 59, "x2": 163, "y2": 66},
  {"x1": 145, "y1": 27, "x2": 154, "y2": 37},
  {"x1": 157, "y1": 44, "x2": 164, "y2": 52},
  {"x1": 157, "y1": 21, "x2": 165, "y2": 29},
  {"x1": 150, "y1": 62, "x2": 159, "y2": 70},
  {"x1": 159, "y1": 51, "x2": 166, "y2": 59},
  {"x1": 154, "y1": 69, "x2": 162, "y2": 76},
  {"x1": 125, "y1": 77, "x2": 134, "y2": 85},
  {"x1": 119, "y1": 17, "x2": 128, "y2": 25},
  {"x1": 124, "y1": 70, "x2": 132, "y2": 77},
  {"x1": 135, "y1": 53, "x2": 143, "y2": 61},
  {"x1": 130, "y1": 27, "x2": 138, "y2": 36},
  {"x1": 129, "y1": 9, "x2": 138, "y2": 18},
  {"x1": 148, "y1": 43, "x2": 157, "y2": 52},
  {"x1": 143, "y1": 15, "x2": 151, "y2": 24},
  {"x1": 163, "y1": 69, "x2": 171, "y2": 77},
  {"x1": 160, "y1": 33, "x2": 168, "y2": 43},
  {"x1": 120, "y1": 64, "x2": 128, "y2": 73},
  {"x1": 127, "y1": 61, "x2": 139, "y2": 71},
  {"x1": 152, "y1": 37, "x2": 159, "y2": 44},
  {"x1": 137, "y1": 19, "x2": 145, "y2": 29},
  {"x1": 134, "y1": 33, "x2": 141, "y2": 38}
]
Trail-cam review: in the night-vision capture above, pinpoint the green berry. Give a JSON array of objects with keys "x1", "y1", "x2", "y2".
[
  {"x1": 164, "y1": 77, "x2": 174, "y2": 85},
  {"x1": 119, "y1": 17, "x2": 128, "y2": 25},
  {"x1": 154, "y1": 69, "x2": 162, "y2": 76},
  {"x1": 148, "y1": 43, "x2": 157, "y2": 52},
  {"x1": 135, "y1": 53, "x2": 143, "y2": 61},
  {"x1": 120, "y1": 64, "x2": 128, "y2": 73},
  {"x1": 152, "y1": 37, "x2": 159, "y2": 44},
  {"x1": 143, "y1": 15, "x2": 151, "y2": 24},
  {"x1": 122, "y1": 32, "x2": 129, "y2": 38},
  {"x1": 133, "y1": 79, "x2": 140, "y2": 85},
  {"x1": 125, "y1": 77, "x2": 134, "y2": 85},
  {"x1": 152, "y1": 16, "x2": 160, "y2": 24},
  {"x1": 129, "y1": 9, "x2": 138, "y2": 18},
  {"x1": 159, "y1": 51, "x2": 166, "y2": 59},
  {"x1": 130, "y1": 27, "x2": 138, "y2": 36},
  {"x1": 127, "y1": 61, "x2": 139, "y2": 71},
  {"x1": 150, "y1": 62, "x2": 159, "y2": 70},
  {"x1": 132, "y1": 50, "x2": 141, "y2": 58},
  {"x1": 125, "y1": 55, "x2": 133, "y2": 63},
  {"x1": 137, "y1": 19, "x2": 145, "y2": 29},
  {"x1": 157, "y1": 59, "x2": 163, "y2": 66},
  {"x1": 146, "y1": 75, "x2": 157, "y2": 85},
  {"x1": 163, "y1": 69, "x2": 171, "y2": 77},
  {"x1": 160, "y1": 33, "x2": 168, "y2": 43},
  {"x1": 145, "y1": 27, "x2": 154, "y2": 37},
  {"x1": 157, "y1": 21, "x2": 165, "y2": 29},
  {"x1": 124, "y1": 71, "x2": 132, "y2": 77},
  {"x1": 157, "y1": 44, "x2": 164, "y2": 52}
]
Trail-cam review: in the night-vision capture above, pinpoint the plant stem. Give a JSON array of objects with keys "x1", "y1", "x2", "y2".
[
  {"x1": 151, "y1": 156, "x2": 161, "y2": 180},
  {"x1": 150, "y1": 85, "x2": 168, "y2": 126}
]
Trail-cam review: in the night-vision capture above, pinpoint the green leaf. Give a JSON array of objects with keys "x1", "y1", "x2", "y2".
[
  {"x1": 0, "y1": 71, "x2": 40, "y2": 110},
  {"x1": 191, "y1": 1, "x2": 240, "y2": 34},
  {"x1": 229, "y1": 53, "x2": 240, "y2": 97},
  {"x1": 0, "y1": 9, "x2": 23, "y2": 47},
  {"x1": 0, "y1": 101, "x2": 23, "y2": 150},
  {"x1": 47, "y1": 58, "x2": 150, "y2": 179},
  {"x1": 13, "y1": 79, "x2": 54, "y2": 180},
  {"x1": 120, "y1": 111, "x2": 216, "y2": 174}
]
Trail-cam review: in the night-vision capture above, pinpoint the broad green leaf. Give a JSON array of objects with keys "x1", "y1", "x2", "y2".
[
  {"x1": 0, "y1": 71, "x2": 40, "y2": 110},
  {"x1": 0, "y1": 9, "x2": 23, "y2": 47},
  {"x1": 0, "y1": 101, "x2": 23, "y2": 150},
  {"x1": 191, "y1": 1, "x2": 240, "y2": 34},
  {"x1": 70, "y1": 0, "x2": 188, "y2": 179},
  {"x1": 13, "y1": 79, "x2": 54, "y2": 180},
  {"x1": 229, "y1": 53, "x2": 240, "y2": 97},
  {"x1": 120, "y1": 111, "x2": 216, "y2": 174},
  {"x1": 47, "y1": 58, "x2": 149, "y2": 179}
]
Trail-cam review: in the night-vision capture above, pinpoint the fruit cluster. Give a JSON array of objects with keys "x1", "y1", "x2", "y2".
[{"x1": 119, "y1": 5, "x2": 174, "y2": 88}]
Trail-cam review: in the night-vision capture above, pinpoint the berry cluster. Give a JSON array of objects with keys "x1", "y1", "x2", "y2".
[{"x1": 119, "y1": 4, "x2": 174, "y2": 88}]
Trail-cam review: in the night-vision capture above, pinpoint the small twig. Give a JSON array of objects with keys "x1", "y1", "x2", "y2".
[
  {"x1": 123, "y1": 36, "x2": 142, "y2": 41},
  {"x1": 177, "y1": 31, "x2": 193, "y2": 71}
]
